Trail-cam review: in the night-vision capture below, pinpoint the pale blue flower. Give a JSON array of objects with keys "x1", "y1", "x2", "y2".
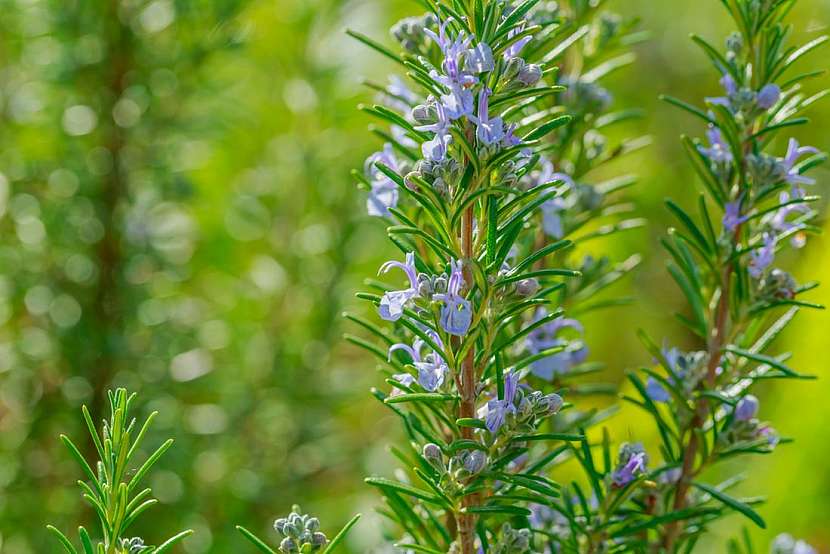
[
  {"x1": 433, "y1": 259, "x2": 472, "y2": 336},
  {"x1": 422, "y1": 131, "x2": 452, "y2": 162},
  {"x1": 699, "y1": 125, "x2": 733, "y2": 164},
  {"x1": 781, "y1": 138, "x2": 818, "y2": 186},
  {"x1": 470, "y1": 88, "x2": 505, "y2": 146},
  {"x1": 748, "y1": 233, "x2": 776, "y2": 279},
  {"x1": 388, "y1": 334, "x2": 448, "y2": 392},
  {"x1": 723, "y1": 200, "x2": 748, "y2": 232},
  {"x1": 646, "y1": 377, "x2": 671, "y2": 403},
  {"x1": 479, "y1": 370, "x2": 520, "y2": 434},
  {"x1": 525, "y1": 311, "x2": 588, "y2": 379},
  {"x1": 771, "y1": 190, "x2": 809, "y2": 247},
  {"x1": 378, "y1": 252, "x2": 419, "y2": 321},
  {"x1": 365, "y1": 144, "x2": 403, "y2": 217},
  {"x1": 705, "y1": 73, "x2": 738, "y2": 107}
]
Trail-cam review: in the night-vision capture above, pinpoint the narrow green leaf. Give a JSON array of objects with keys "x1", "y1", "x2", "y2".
[
  {"x1": 692, "y1": 482, "x2": 766, "y2": 528},
  {"x1": 322, "y1": 514, "x2": 362, "y2": 553}
]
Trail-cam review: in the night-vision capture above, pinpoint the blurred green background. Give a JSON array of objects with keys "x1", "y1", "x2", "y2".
[{"x1": 0, "y1": 0, "x2": 828, "y2": 552}]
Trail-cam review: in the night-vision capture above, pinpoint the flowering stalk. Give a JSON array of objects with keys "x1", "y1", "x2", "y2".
[
  {"x1": 348, "y1": 1, "x2": 644, "y2": 551},
  {"x1": 46, "y1": 389, "x2": 193, "y2": 554},
  {"x1": 623, "y1": 1, "x2": 826, "y2": 550}
]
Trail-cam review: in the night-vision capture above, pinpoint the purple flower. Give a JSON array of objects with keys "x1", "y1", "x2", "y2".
[
  {"x1": 705, "y1": 73, "x2": 738, "y2": 107},
  {"x1": 433, "y1": 259, "x2": 472, "y2": 336},
  {"x1": 757, "y1": 424, "x2": 779, "y2": 447},
  {"x1": 757, "y1": 84, "x2": 781, "y2": 109},
  {"x1": 464, "y1": 42, "x2": 495, "y2": 74},
  {"x1": 734, "y1": 394, "x2": 759, "y2": 421},
  {"x1": 771, "y1": 190, "x2": 809, "y2": 248},
  {"x1": 781, "y1": 138, "x2": 819, "y2": 186},
  {"x1": 421, "y1": 131, "x2": 452, "y2": 162},
  {"x1": 479, "y1": 370, "x2": 520, "y2": 434},
  {"x1": 365, "y1": 144, "x2": 402, "y2": 217},
  {"x1": 469, "y1": 88, "x2": 505, "y2": 147},
  {"x1": 646, "y1": 345, "x2": 688, "y2": 402},
  {"x1": 525, "y1": 311, "x2": 588, "y2": 379},
  {"x1": 413, "y1": 96, "x2": 451, "y2": 134},
  {"x1": 424, "y1": 18, "x2": 490, "y2": 122},
  {"x1": 504, "y1": 26, "x2": 533, "y2": 59},
  {"x1": 748, "y1": 232, "x2": 776, "y2": 279},
  {"x1": 378, "y1": 252, "x2": 419, "y2": 321},
  {"x1": 389, "y1": 335, "x2": 448, "y2": 392},
  {"x1": 723, "y1": 200, "x2": 748, "y2": 232},
  {"x1": 646, "y1": 377, "x2": 671, "y2": 403},
  {"x1": 612, "y1": 443, "x2": 648, "y2": 487},
  {"x1": 541, "y1": 197, "x2": 567, "y2": 239},
  {"x1": 699, "y1": 125, "x2": 733, "y2": 164},
  {"x1": 390, "y1": 373, "x2": 416, "y2": 396}
]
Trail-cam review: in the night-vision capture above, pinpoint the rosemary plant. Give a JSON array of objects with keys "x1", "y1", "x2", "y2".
[
  {"x1": 46, "y1": 389, "x2": 192, "y2": 554},
  {"x1": 621, "y1": 0, "x2": 827, "y2": 551},
  {"x1": 345, "y1": 0, "x2": 645, "y2": 552}
]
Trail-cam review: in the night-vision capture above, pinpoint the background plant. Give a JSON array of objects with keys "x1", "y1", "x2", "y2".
[{"x1": 47, "y1": 388, "x2": 192, "y2": 554}]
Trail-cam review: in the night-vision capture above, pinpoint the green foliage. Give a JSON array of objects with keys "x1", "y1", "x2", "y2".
[{"x1": 47, "y1": 389, "x2": 192, "y2": 554}]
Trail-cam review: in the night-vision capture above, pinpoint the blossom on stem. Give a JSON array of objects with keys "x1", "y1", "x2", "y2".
[
  {"x1": 705, "y1": 73, "x2": 738, "y2": 107},
  {"x1": 365, "y1": 144, "x2": 403, "y2": 217},
  {"x1": 781, "y1": 138, "x2": 819, "y2": 186},
  {"x1": 748, "y1": 233, "x2": 776, "y2": 279},
  {"x1": 525, "y1": 311, "x2": 588, "y2": 379},
  {"x1": 723, "y1": 200, "x2": 748, "y2": 233},
  {"x1": 469, "y1": 88, "x2": 507, "y2": 147},
  {"x1": 612, "y1": 443, "x2": 648, "y2": 487},
  {"x1": 388, "y1": 334, "x2": 448, "y2": 392},
  {"x1": 699, "y1": 125, "x2": 733, "y2": 165},
  {"x1": 479, "y1": 370, "x2": 520, "y2": 434},
  {"x1": 433, "y1": 258, "x2": 472, "y2": 336},
  {"x1": 378, "y1": 252, "x2": 420, "y2": 321}
]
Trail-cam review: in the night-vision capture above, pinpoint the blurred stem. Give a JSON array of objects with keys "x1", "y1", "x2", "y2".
[
  {"x1": 458, "y1": 205, "x2": 477, "y2": 554},
  {"x1": 89, "y1": 0, "x2": 131, "y2": 451}
]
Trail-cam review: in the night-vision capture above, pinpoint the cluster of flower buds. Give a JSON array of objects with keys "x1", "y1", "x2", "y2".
[
  {"x1": 422, "y1": 443, "x2": 488, "y2": 483},
  {"x1": 491, "y1": 522, "x2": 532, "y2": 553},
  {"x1": 273, "y1": 506, "x2": 328, "y2": 553},
  {"x1": 717, "y1": 395, "x2": 779, "y2": 450},
  {"x1": 759, "y1": 268, "x2": 798, "y2": 301},
  {"x1": 646, "y1": 347, "x2": 709, "y2": 405},
  {"x1": 392, "y1": 12, "x2": 439, "y2": 53}
]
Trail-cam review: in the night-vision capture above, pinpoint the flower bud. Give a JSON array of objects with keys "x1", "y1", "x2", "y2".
[
  {"x1": 503, "y1": 57, "x2": 526, "y2": 82},
  {"x1": 458, "y1": 449, "x2": 487, "y2": 475},
  {"x1": 734, "y1": 394, "x2": 759, "y2": 421},
  {"x1": 279, "y1": 537, "x2": 298, "y2": 554},
  {"x1": 517, "y1": 64, "x2": 542, "y2": 87},
  {"x1": 412, "y1": 102, "x2": 438, "y2": 126},
  {"x1": 422, "y1": 442, "x2": 445, "y2": 472},
  {"x1": 757, "y1": 84, "x2": 780, "y2": 109},
  {"x1": 516, "y1": 278, "x2": 540, "y2": 297},
  {"x1": 311, "y1": 532, "x2": 328, "y2": 547}
]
